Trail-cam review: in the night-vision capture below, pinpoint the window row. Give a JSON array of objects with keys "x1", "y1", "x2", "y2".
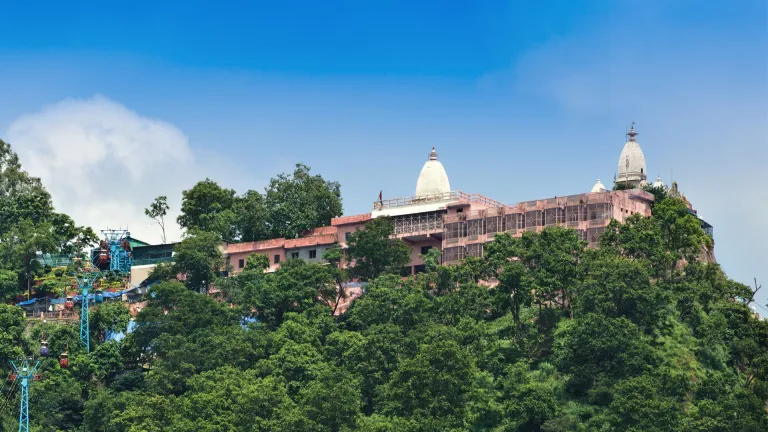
[
  {"x1": 444, "y1": 204, "x2": 613, "y2": 238},
  {"x1": 442, "y1": 244, "x2": 484, "y2": 263},
  {"x1": 235, "y1": 249, "x2": 319, "y2": 269}
]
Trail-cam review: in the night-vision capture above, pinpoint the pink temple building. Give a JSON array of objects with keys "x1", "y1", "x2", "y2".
[{"x1": 224, "y1": 125, "x2": 705, "y2": 275}]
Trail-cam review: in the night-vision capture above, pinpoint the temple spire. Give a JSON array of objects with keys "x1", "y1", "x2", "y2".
[
  {"x1": 429, "y1": 146, "x2": 438, "y2": 161},
  {"x1": 627, "y1": 121, "x2": 638, "y2": 142}
]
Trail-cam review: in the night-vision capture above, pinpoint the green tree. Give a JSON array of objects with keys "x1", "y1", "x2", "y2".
[
  {"x1": 0, "y1": 268, "x2": 20, "y2": 301},
  {"x1": 234, "y1": 189, "x2": 269, "y2": 242},
  {"x1": 600, "y1": 213, "x2": 671, "y2": 278},
  {"x1": 346, "y1": 217, "x2": 410, "y2": 281},
  {"x1": 177, "y1": 179, "x2": 237, "y2": 241},
  {"x1": 492, "y1": 260, "x2": 532, "y2": 326},
  {"x1": 221, "y1": 258, "x2": 335, "y2": 328},
  {"x1": 145, "y1": 195, "x2": 170, "y2": 244},
  {"x1": 0, "y1": 139, "x2": 55, "y2": 235},
  {"x1": 379, "y1": 339, "x2": 476, "y2": 428},
  {"x1": 90, "y1": 301, "x2": 131, "y2": 344},
  {"x1": 171, "y1": 231, "x2": 224, "y2": 293},
  {"x1": 643, "y1": 183, "x2": 668, "y2": 206},
  {"x1": 0, "y1": 304, "x2": 25, "y2": 366},
  {"x1": 322, "y1": 244, "x2": 351, "y2": 315},
  {"x1": 49, "y1": 212, "x2": 99, "y2": 256},
  {"x1": 575, "y1": 254, "x2": 668, "y2": 331},
  {"x1": 264, "y1": 163, "x2": 342, "y2": 239},
  {"x1": 607, "y1": 374, "x2": 683, "y2": 431},
  {"x1": 553, "y1": 313, "x2": 658, "y2": 394},
  {"x1": 297, "y1": 366, "x2": 362, "y2": 432},
  {"x1": 0, "y1": 139, "x2": 97, "y2": 299},
  {"x1": 0, "y1": 219, "x2": 59, "y2": 296},
  {"x1": 653, "y1": 197, "x2": 711, "y2": 265}
]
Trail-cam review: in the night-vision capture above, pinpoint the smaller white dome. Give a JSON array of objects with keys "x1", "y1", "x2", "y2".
[
  {"x1": 652, "y1": 176, "x2": 665, "y2": 189},
  {"x1": 591, "y1": 179, "x2": 606, "y2": 193}
]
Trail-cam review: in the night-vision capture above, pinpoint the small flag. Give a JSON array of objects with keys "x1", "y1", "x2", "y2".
[{"x1": 378, "y1": 190, "x2": 382, "y2": 201}]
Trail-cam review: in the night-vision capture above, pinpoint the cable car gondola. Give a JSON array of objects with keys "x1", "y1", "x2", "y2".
[
  {"x1": 94, "y1": 290, "x2": 104, "y2": 303},
  {"x1": 59, "y1": 352, "x2": 69, "y2": 369},
  {"x1": 64, "y1": 297, "x2": 74, "y2": 310},
  {"x1": 41, "y1": 324, "x2": 49, "y2": 356}
]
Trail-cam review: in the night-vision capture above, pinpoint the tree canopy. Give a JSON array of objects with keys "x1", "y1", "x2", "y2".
[
  {"x1": 0, "y1": 139, "x2": 97, "y2": 301},
  {"x1": 0, "y1": 143, "x2": 765, "y2": 431},
  {"x1": 177, "y1": 164, "x2": 342, "y2": 242}
]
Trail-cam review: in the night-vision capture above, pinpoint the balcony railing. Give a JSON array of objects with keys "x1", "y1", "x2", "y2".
[
  {"x1": 35, "y1": 254, "x2": 73, "y2": 267},
  {"x1": 132, "y1": 256, "x2": 173, "y2": 266},
  {"x1": 374, "y1": 190, "x2": 506, "y2": 210}
]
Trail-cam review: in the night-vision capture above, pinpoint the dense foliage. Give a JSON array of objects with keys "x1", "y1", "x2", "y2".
[
  {"x1": 0, "y1": 139, "x2": 97, "y2": 301},
  {"x1": 0, "y1": 137, "x2": 765, "y2": 430},
  {"x1": 177, "y1": 163, "x2": 343, "y2": 242},
  {"x1": 1, "y1": 190, "x2": 765, "y2": 431}
]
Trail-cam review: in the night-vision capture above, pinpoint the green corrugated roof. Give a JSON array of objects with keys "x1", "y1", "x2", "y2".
[{"x1": 128, "y1": 237, "x2": 150, "y2": 248}]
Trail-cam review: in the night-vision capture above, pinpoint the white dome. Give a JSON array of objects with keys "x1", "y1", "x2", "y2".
[
  {"x1": 616, "y1": 124, "x2": 647, "y2": 187},
  {"x1": 652, "y1": 176, "x2": 665, "y2": 189},
  {"x1": 415, "y1": 146, "x2": 451, "y2": 197},
  {"x1": 591, "y1": 179, "x2": 606, "y2": 193}
]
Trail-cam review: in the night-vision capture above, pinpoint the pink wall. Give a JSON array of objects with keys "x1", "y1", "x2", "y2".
[
  {"x1": 610, "y1": 191, "x2": 653, "y2": 221},
  {"x1": 336, "y1": 223, "x2": 366, "y2": 248},
  {"x1": 229, "y1": 247, "x2": 285, "y2": 273},
  {"x1": 408, "y1": 239, "x2": 442, "y2": 267}
]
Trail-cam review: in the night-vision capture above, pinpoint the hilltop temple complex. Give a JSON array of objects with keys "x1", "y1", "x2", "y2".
[
  {"x1": 22, "y1": 124, "x2": 714, "y2": 317},
  {"x1": 166, "y1": 124, "x2": 711, "y2": 281}
]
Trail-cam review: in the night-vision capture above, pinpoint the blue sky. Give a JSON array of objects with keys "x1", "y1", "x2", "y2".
[{"x1": 0, "y1": 1, "x2": 766, "y2": 308}]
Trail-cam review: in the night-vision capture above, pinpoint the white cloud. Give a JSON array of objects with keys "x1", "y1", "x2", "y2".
[{"x1": 6, "y1": 95, "x2": 195, "y2": 244}]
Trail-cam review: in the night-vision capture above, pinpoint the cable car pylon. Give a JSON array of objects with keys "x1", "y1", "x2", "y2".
[
  {"x1": 9, "y1": 358, "x2": 41, "y2": 432},
  {"x1": 74, "y1": 270, "x2": 101, "y2": 353}
]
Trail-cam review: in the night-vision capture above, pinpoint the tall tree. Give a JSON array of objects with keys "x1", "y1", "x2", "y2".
[
  {"x1": 145, "y1": 195, "x2": 170, "y2": 244},
  {"x1": 234, "y1": 190, "x2": 269, "y2": 242},
  {"x1": 0, "y1": 139, "x2": 97, "y2": 297},
  {"x1": 0, "y1": 219, "x2": 58, "y2": 297},
  {"x1": 90, "y1": 300, "x2": 131, "y2": 344},
  {"x1": 49, "y1": 212, "x2": 98, "y2": 256},
  {"x1": 171, "y1": 230, "x2": 225, "y2": 293},
  {"x1": 0, "y1": 139, "x2": 55, "y2": 235},
  {"x1": 177, "y1": 179, "x2": 237, "y2": 241},
  {"x1": 0, "y1": 303, "x2": 25, "y2": 366},
  {"x1": 0, "y1": 269, "x2": 19, "y2": 301},
  {"x1": 652, "y1": 197, "x2": 711, "y2": 265},
  {"x1": 346, "y1": 217, "x2": 410, "y2": 282},
  {"x1": 264, "y1": 163, "x2": 342, "y2": 239}
]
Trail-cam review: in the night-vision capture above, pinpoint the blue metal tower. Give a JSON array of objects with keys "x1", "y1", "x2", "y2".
[
  {"x1": 101, "y1": 229, "x2": 132, "y2": 274},
  {"x1": 9, "y1": 359, "x2": 40, "y2": 432},
  {"x1": 74, "y1": 271, "x2": 101, "y2": 352}
]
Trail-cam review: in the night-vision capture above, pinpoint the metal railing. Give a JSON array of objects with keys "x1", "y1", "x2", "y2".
[
  {"x1": 374, "y1": 190, "x2": 506, "y2": 210},
  {"x1": 132, "y1": 256, "x2": 173, "y2": 266},
  {"x1": 25, "y1": 311, "x2": 79, "y2": 321},
  {"x1": 35, "y1": 255, "x2": 72, "y2": 267}
]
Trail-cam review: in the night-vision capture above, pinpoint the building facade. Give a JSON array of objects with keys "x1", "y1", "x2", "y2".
[
  {"x1": 124, "y1": 124, "x2": 711, "y2": 284},
  {"x1": 219, "y1": 127, "x2": 674, "y2": 276}
]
